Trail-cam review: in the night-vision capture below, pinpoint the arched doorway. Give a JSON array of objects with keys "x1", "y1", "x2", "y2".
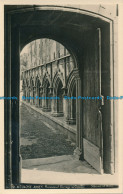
[
  {"x1": 19, "y1": 39, "x2": 79, "y2": 179},
  {"x1": 4, "y1": 5, "x2": 116, "y2": 186}
]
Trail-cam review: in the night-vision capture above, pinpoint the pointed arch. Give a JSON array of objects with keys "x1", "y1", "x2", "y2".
[
  {"x1": 42, "y1": 73, "x2": 51, "y2": 88},
  {"x1": 51, "y1": 73, "x2": 64, "y2": 116},
  {"x1": 53, "y1": 71, "x2": 64, "y2": 94},
  {"x1": 30, "y1": 76, "x2": 35, "y2": 88},
  {"x1": 65, "y1": 68, "x2": 80, "y2": 125},
  {"x1": 35, "y1": 75, "x2": 41, "y2": 88},
  {"x1": 66, "y1": 68, "x2": 80, "y2": 96}
]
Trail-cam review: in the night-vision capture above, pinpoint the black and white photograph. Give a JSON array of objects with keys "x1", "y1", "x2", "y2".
[{"x1": 0, "y1": 0, "x2": 123, "y2": 193}]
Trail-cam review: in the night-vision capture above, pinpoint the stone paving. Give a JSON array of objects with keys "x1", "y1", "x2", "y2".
[
  {"x1": 22, "y1": 155, "x2": 98, "y2": 174},
  {"x1": 20, "y1": 103, "x2": 76, "y2": 160},
  {"x1": 20, "y1": 103, "x2": 100, "y2": 177}
]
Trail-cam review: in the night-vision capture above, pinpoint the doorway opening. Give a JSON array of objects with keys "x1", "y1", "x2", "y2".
[
  {"x1": 20, "y1": 38, "x2": 98, "y2": 184},
  {"x1": 4, "y1": 5, "x2": 117, "y2": 187}
]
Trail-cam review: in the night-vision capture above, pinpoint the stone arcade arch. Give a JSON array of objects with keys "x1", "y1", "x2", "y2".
[
  {"x1": 4, "y1": 5, "x2": 117, "y2": 186},
  {"x1": 66, "y1": 70, "x2": 78, "y2": 125},
  {"x1": 52, "y1": 72, "x2": 64, "y2": 117},
  {"x1": 42, "y1": 75, "x2": 51, "y2": 112}
]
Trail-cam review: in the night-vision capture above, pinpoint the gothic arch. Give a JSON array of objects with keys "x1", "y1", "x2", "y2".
[
  {"x1": 30, "y1": 76, "x2": 35, "y2": 87},
  {"x1": 53, "y1": 72, "x2": 64, "y2": 95},
  {"x1": 35, "y1": 75, "x2": 41, "y2": 87},
  {"x1": 42, "y1": 73, "x2": 51, "y2": 88},
  {"x1": 65, "y1": 68, "x2": 80, "y2": 125},
  {"x1": 41, "y1": 75, "x2": 51, "y2": 111},
  {"x1": 25, "y1": 78, "x2": 29, "y2": 87},
  {"x1": 52, "y1": 75, "x2": 64, "y2": 116},
  {"x1": 66, "y1": 68, "x2": 80, "y2": 95}
]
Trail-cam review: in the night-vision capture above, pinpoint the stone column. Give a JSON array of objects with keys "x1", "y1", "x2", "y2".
[
  {"x1": 63, "y1": 97, "x2": 67, "y2": 119},
  {"x1": 35, "y1": 87, "x2": 39, "y2": 107},
  {"x1": 76, "y1": 78, "x2": 82, "y2": 148},
  {"x1": 68, "y1": 99, "x2": 76, "y2": 125},
  {"x1": 42, "y1": 88, "x2": 45, "y2": 109},
  {"x1": 73, "y1": 78, "x2": 83, "y2": 160},
  {"x1": 48, "y1": 87, "x2": 53, "y2": 111},
  {"x1": 42, "y1": 88, "x2": 51, "y2": 112},
  {"x1": 51, "y1": 88, "x2": 58, "y2": 116},
  {"x1": 26, "y1": 87, "x2": 29, "y2": 103},
  {"x1": 30, "y1": 87, "x2": 33, "y2": 105},
  {"x1": 22, "y1": 85, "x2": 26, "y2": 101},
  {"x1": 32, "y1": 86, "x2": 36, "y2": 105},
  {"x1": 28, "y1": 86, "x2": 31, "y2": 103},
  {"x1": 39, "y1": 86, "x2": 43, "y2": 108},
  {"x1": 52, "y1": 87, "x2": 65, "y2": 117},
  {"x1": 64, "y1": 58, "x2": 66, "y2": 86}
]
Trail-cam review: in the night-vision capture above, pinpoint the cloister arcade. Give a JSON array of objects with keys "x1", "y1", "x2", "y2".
[{"x1": 21, "y1": 44, "x2": 77, "y2": 125}]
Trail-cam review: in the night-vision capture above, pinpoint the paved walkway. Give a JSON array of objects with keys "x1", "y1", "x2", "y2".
[
  {"x1": 20, "y1": 103, "x2": 100, "y2": 178},
  {"x1": 22, "y1": 155, "x2": 98, "y2": 174},
  {"x1": 20, "y1": 103, "x2": 75, "y2": 160}
]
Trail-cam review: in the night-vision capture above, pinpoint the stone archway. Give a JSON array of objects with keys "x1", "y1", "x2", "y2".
[
  {"x1": 42, "y1": 77, "x2": 51, "y2": 112},
  {"x1": 52, "y1": 73, "x2": 64, "y2": 117},
  {"x1": 4, "y1": 5, "x2": 116, "y2": 186}
]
